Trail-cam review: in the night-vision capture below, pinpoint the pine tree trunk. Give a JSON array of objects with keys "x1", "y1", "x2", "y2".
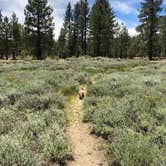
[
  {"x1": 5, "y1": 34, "x2": 8, "y2": 60},
  {"x1": 148, "y1": 40, "x2": 153, "y2": 61},
  {"x1": 36, "y1": 29, "x2": 42, "y2": 60},
  {"x1": 81, "y1": 30, "x2": 84, "y2": 54},
  {"x1": 148, "y1": 1, "x2": 154, "y2": 61},
  {"x1": 36, "y1": 3, "x2": 42, "y2": 60},
  {"x1": 84, "y1": 10, "x2": 87, "y2": 55}
]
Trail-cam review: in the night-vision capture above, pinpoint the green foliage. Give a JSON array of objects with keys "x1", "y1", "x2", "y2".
[
  {"x1": 108, "y1": 129, "x2": 164, "y2": 166},
  {"x1": 40, "y1": 124, "x2": 71, "y2": 164},
  {"x1": 0, "y1": 108, "x2": 17, "y2": 134},
  {"x1": 0, "y1": 136, "x2": 36, "y2": 166},
  {"x1": 0, "y1": 59, "x2": 87, "y2": 165},
  {"x1": 1, "y1": 1, "x2": 166, "y2": 59},
  {"x1": 24, "y1": 0, "x2": 54, "y2": 59},
  {"x1": 160, "y1": 15, "x2": 166, "y2": 57},
  {"x1": 137, "y1": 0, "x2": 163, "y2": 60},
  {"x1": 0, "y1": 57, "x2": 165, "y2": 165},
  {"x1": 57, "y1": 0, "x2": 89, "y2": 58},
  {"x1": 89, "y1": 0, "x2": 116, "y2": 57},
  {"x1": 83, "y1": 59, "x2": 166, "y2": 165},
  {"x1": 0, "y1": 15, "x2": 12, "y2": 60}
]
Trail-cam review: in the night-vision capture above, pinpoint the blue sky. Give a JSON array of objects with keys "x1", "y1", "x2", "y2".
[{"x1": 0, "y1": 0, "x2": 166, "y2": 39}]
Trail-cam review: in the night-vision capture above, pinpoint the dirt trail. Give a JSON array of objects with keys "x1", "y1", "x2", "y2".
[{"x1": 67, "y1": 87, "x2": 107, "y2": 166}]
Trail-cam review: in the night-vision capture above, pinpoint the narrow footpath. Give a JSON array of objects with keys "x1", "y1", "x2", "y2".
[{"x1": 67, "y1": 87, "x2": 107, "y2": 166}]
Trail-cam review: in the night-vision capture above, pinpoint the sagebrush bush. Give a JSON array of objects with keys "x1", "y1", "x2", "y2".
[
  {"x1": 40, "y1": 124, "x2": 71, "y2": 164},
  {"x1": 0, "y1": 108, "x2": 17, "y2": 134},
  {"x1": 108, "y1": 129, "x2": 164, "y2": 166},
  {"x1": 83, "y1": 59, "x2": 166, "y2": 166},
  {"x1": 0, "y1": 136, "x2": 36, "y2": 166},
  {"x1": 0, "y1": 58, "x2": 165, "y2": 165}
]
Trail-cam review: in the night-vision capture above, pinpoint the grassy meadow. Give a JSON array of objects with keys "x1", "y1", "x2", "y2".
[{"x1": 0, "y1": 58, "x2": 165, "y2": 166}]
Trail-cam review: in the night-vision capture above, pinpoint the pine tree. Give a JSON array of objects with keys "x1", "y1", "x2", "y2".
[
  {"x1": 0, "y1": 16, "x2": 12, "y2": 60},
  {"x1": 73, "y1": 2, "x2": 81, "y2": 57},
  {"x1": 0, "y1": 11, "x2": 2, "y2": 34},
  {"x1": 64, "y1": 2, "x2": 72, "y2": 39},
  {"x1": 58, "y1": 2, "x2": 74, "y2": 58},
  {"x1": 160, "y1": 15, "x2": 166, "y2": 57},
  {"x1": 0, "y1": 11, "x2": 3, "y2": 57},
  {"x1": 65, "y1": 3, "x2": 75, "y2": 57},
  {"x1": 11, "y1": 12, "x2": 21, "y2": 60},
  {"x1": 138, "y1": 0, "x2": 163, "y2": 60},
  {"x1": 24, "y1": 0, "x2": 54, "y2": 59},
  {"x1": 111, "y1": 22, "x2": 121, "y2": 58},
  {"x1": 119, "y1": 25, "x2": 130, "y2": 58},
  {"x1": 58, "y1": 28, "x2": 67, "y2": 58},
  {"x1": 89, "y1": 0, "x2": 116, "y2": 57},
  {"x1": 83, "y1": 0, "x2": 89, "y2": 55},
  {"x1": 76, "y1": 0, "x2": 89, "y2": 55},
  {"x1": 46, "y1": 27, "x2": 54, "y2": 56}
]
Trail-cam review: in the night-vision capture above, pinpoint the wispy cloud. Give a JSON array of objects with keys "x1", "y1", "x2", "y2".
[
  {"x1": 112, "y1": 1, "x2": 137, "y2": 15},
  {"x1": 0, "y1": 0, "x2": 165, "y2": 38}
]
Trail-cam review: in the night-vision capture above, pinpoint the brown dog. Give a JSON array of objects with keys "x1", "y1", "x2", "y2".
[{"x1": 79, "y1": 87, "x2": 85, "y2": 100}]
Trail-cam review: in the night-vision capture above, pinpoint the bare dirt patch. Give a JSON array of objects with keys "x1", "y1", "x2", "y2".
[{"x1": 67, "y1": 87, "x2": 107, "y2": 166}]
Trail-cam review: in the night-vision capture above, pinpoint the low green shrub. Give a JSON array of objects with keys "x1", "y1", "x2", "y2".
[
  {"x1": 108, "y1": 129, "x2": 165, "y2": 166},
  {"x1": 0, "y1": 108, "x2": 17, "y2": 134},
  {"x1": 40, "y1": 124, "x2": 71, "y2": 164},
  {"x1": 0, "y1": 136, "x2": 36, "y2": 166},
  {"x1": 83, "y1": 59, "x2": 166, "y2": 166}
]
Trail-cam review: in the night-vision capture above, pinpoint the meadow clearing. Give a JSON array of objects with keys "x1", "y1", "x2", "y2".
[{"x1": 0, "y1": 57, "x2": 165, "y2": 166}]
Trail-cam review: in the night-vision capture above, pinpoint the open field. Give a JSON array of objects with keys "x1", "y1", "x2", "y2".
[{"x1": 0, "y1": 58, "x2": 165, "y2": 166}]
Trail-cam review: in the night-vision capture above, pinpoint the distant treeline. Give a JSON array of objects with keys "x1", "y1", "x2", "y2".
[{"x1": 0, "y1": 0, "x2": 166, "y2": 60}]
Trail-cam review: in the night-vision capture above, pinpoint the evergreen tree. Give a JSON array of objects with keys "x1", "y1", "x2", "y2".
[
  {"x1": 119, "y1": 25, "x2": 130, "y2": 58},
  {"x1": 111, "y1": 22, "x2": 121, "y2": 58},
  {"x1": 89, "y1": 0, "x2": 116, "y2": 57},
  {"x1": 58, "y1": 28, "x2": 67, "y2": 58},
  {"x1": 24, "y1": 0, "x2": 54, "y2": 59},
  {"x1": 128, "y1": 36, "x2": 140, "y2": 58},
  {"x1": 65, "y1": 3, "x2": 75, "y2": 57},
  {"x1": 64, "y1": 2, "x2": 72, "y2": 39},
  {"x1": 0, "y1": 11, "x2": 3, "y2": 57},
  {"x1": 0, "y1": 11, "x2": 2, "y2": 34},
  {"x1": 138, "y1": 0, "x2": 163, "y2": 60},
  {"x1": 0, "y1": 16, "x2": 12, "y2": 60},
  {"x1": 160, "y1": 15, "x2": 166, "y2": 57},
  {"x1": 76, "y1": 0, "x2": 89, "y2": 55},
  {"x1": 58, "y1": 2, "x2": 74, "y2": 58},
  {"x1": 11, "y1": 12, "x2": 21, "y2": 60},
  {"x1": 112, "y1": 23, "x2": 130, "y2": 58},
  {"x1": 72, "y1": 2, "x2": 81, "y2": 57},
  {"x1": 46, "y1": 27, "x2": 54, "y2": 56}
]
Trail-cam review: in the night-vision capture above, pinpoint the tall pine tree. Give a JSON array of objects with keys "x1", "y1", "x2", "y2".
[
  {"x1": 138, "y1": 0, "x2": 163, "y2": 60},
  {"x1": 58, "y1": 2, "x2": 74, "y2": 58},
  {"x1": 76, "y1": 0, "x2": 89, "y2": 55},
  {"x1": 0, "y1": 11, "x2": 3, "y2": 57},
  {"x1": 160, "y1": 15, "x2": 166, "y2": 57},
  {"x1": 11, "y1": 12, "x2": 21, "y2": 60},
  {"x1": 0, "y1": 16, "x2": 12, "y2": 60},
  {"x1": 24, "y1": 0, "x2": 54, "y2": 59},
  {"x1": 89, "y1": 0, "x2": 115, "y2": 57},
  {"x1": 58, "y1": 28, "x2": 66, "y2": 58},
  {"x1": 119, "y1": 25, "x2": 130, "y2": 58},
  {"x1": 64, "y1": 2, "x2": 72, "y2": 39},
  {"x1": 58, "y1": 1, "x2": 89, "y2": 57}
]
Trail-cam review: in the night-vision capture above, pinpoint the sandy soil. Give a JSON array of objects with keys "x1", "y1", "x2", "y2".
[{"x1": 67, "y1": 88, "x2": 107, "y2": 166}]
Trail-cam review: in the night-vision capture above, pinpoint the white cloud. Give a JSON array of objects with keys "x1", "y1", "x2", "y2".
[
  {"x1": 0, "y1": 0, "x2": 78, "y2": 39},
  {"x1": 112, "y1": 1, "x2": 137, "y2": 15},
  {"x1": 116, "y1": 19, "x2": 138, "y2": 37},
  {"x1": 0, "y1": 0, "x2": 142, "y2": 39},
  {"x1": 128, "y1": 27, "x2": 138, "y2": 36}
]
